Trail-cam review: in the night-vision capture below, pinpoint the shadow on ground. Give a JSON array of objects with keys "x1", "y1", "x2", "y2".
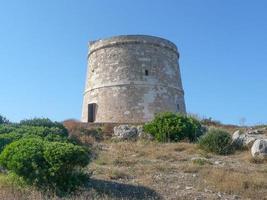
[{"x1": 86, "y1": 178, "x2": 162, "y2": 200}]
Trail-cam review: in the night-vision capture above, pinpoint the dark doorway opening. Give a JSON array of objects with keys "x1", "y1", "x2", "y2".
[
  {"x1": 176, "y1": 104, "x2": 180, "y2": 112},
  {"x1": 88, "y1": 103, "x2": 97, "y2": 122}
]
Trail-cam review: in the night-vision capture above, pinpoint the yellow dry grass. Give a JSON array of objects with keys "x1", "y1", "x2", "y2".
[
  {"x1": 200, "y1": 167, "x2": 267, "y2": 198},
  {"x1": 1, "y1": 140, "x2": 267, "y2": 199}
]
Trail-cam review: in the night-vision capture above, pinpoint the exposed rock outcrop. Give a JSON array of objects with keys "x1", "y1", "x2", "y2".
[
  {"x1": 113, "y1": 125, "x2": 138, "y2": 140},
  {"x1": 251, "y1": 139, "x2": 267, "y2": 158},
  {"x1": 232, "y1": 129, "x2": 266, "y2": 148},
  {"x1": 113, "y1": 125, "x2": 153, "y2": 140}
]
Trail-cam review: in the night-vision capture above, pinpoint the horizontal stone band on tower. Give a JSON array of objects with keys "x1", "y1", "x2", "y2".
[
  {"x1": 88, "y1": 35, "x2": 179, "y2": 58},
  {"x1": 83, "y1": 82, "x2": 185, "y2": 95},
  {"x1": 82, "y1": 35, "x2": 186, "y2": 123}
]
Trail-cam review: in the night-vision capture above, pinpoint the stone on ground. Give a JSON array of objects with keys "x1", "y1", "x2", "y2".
[
  {"x1": 232, "y1": 129, "x2": 266, "y2": 148},
  {"x1": 113, "y1": 125, "x2": 138, "y2": 140},
  {"x1": 251, "y1": 139, "x2": 267, "y2": 158}
]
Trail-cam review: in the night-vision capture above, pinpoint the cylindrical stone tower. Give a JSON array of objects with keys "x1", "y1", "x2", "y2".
[{"x1": 82, "y1": 35, "x2": 186, "y2": 123}]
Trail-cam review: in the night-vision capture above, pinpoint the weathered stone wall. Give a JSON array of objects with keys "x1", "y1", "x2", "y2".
[{"x1": 82, "y1": 35, "x2": 186, "y2": 123}]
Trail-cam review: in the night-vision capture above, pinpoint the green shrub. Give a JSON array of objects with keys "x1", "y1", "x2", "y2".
[
  {"x1": 143, "y1": 112, "x2": 203, "y2": 142},
  {"x1": 1, "y1": 118, "x2": 68, "y2": 142},
  {"x1": 0, "y1": 133, "x2": 22, "y2": 152},
  {"x1": 44, "y1": 133, "x2": 69, "y2": 142},
  {"x1": 0, "y1": 124, "x2": 17, "y2": 134},
  {"x1": 0, "y1": 138, "x2": 47, "y2": 186},
  {"x1": 1, "y1": 125, "x2": 68, "y2": 142},
  {"x1": 16, "y1": 126, "x2": 68, "y2": 139},
  {"x1": 20, "y1": 118, "x2": 68, "y2": 136},
  {"x1": 0, "y1": 138, "x2": 90, "y2": 195},
  {"x1": 0, "y1": 125, "x2": 68, "y2": 152},
  {"x1": 43, "y1": 142, "x2": 90, "y2": 193},
  {"x1": 198, "y1": 128, "x2": 233, "y2": 155}
]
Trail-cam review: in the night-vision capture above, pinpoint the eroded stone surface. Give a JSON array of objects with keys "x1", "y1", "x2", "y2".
[
  {"x1": 113, "y1": 125, "x2": 138, "y2": 140},
  {"x1": 232, "y1": 129, "x2": 267, "y2": 148},
  {"x1": 251, "y1": 139, "x2": 267, "y2": 158},
  {"x1": 113, "y1": 125, "x2": 153, "y2": 140}
]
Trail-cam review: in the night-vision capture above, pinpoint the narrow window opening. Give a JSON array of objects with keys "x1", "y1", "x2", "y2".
[{"x1": 145, "y1": 70, "x2": 149, "y2": 76}]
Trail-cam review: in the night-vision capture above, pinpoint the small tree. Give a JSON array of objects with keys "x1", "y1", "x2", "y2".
[{"x1": 0, "y1": 115, "x2": 9, "y2": 125}]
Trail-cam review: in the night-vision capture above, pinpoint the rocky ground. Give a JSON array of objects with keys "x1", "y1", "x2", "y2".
[
  {"x1": 83, "y1": 140, "x2": 267, "y2": 200},
  {"x1": 0, "y1": 126, "x2": 267, "y2": 200}
]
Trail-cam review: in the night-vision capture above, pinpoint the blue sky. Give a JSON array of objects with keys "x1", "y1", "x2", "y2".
[{"x1": 0, "y1": 0, "x2": 266, "y2": 125}]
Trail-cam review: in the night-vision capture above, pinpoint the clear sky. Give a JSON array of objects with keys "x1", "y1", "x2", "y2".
[{"x1": 0, "y1": 0, "x2": 266, "y2": 125}]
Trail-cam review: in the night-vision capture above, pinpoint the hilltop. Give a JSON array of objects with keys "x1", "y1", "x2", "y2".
[{"x1": 0, "y1": 116, "x2": 267, "y2": 200}]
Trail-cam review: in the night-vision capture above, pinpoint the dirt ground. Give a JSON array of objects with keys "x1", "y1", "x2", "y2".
[{"x1": 83, "y1": 141, "x2": 267, "y2": 200}]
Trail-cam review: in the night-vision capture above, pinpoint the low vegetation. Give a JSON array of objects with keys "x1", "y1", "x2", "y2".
[
  {"x1": 143, "y1": 112, "x2": 203, "y2": 142},
  {"x1": 0, "y1": 132, "x2": 22, "y2": 152},
  {"x1": 0, "y1": 116, "x2": 91, "y2": 196},
  {"x1": 0, "y1": 113, "x2": 266, "y2": 199},
  {"x1": 198, "y1": 128, "x2": 233, "y2": 155},
  {"x1": 89, "y1": 141, "x2": 267, "y2": 199}
]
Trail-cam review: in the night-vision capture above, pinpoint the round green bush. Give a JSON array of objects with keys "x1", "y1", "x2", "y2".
[
  {"x1": 43, "y1": 142, "x2": 90, "y2": 193},
  {"x1": 0, "y1": 138, "x2": 90, "y2": 194},
  {"x1": 198, "y1": 128, "x2": 233, "y2": 155},
  {"x1": 0, "y1": 138, "x2": 47, "y2": 185},
  {"x1": 143, "y1": 112, "x2": 203, "y2": 142}
]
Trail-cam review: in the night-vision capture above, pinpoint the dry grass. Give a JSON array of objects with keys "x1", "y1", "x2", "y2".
[
  {"x1": 64, "y1": 120, "x2": 103, "y2": 146},
  {"x1": 200, "y1": 167, "x2": 267, "y2": 198},
  {"x1": 0, "y1": 174, "x2": 45, "y2": 200},
  {"x1": 89, "y1": 141, "x2": 267, "y2": 199},
  {"x1": 107, "y1": 169, "x2": 132, "y2": 180},
  {"x1": 237, "y1": 150, "x2": 267, "y2": 165},
  {"x1": 1, "y1": 140, "x2": 267, "y2": 199}
]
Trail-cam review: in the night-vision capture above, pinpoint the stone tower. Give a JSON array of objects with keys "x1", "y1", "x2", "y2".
[{"x1": 82, "y1": 35, "x2": 186, "y2": 123}]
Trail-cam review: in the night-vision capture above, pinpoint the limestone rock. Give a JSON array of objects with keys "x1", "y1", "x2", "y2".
[
  {"x1": 244, "y1": 136, "x2": 259, "y2": 147},
  {"x1": 246, "y1": 128, "x2": 265, "y2": 135},
  {"x1": 232, "y1": 129, "x2": 266, "y2": 148},
  {"x1": 137, "y1": 125, "x2": 154, "y2": 140},
  {"x1": 113, "y1": 125, "x2": 138, "y2": 140},
  {"x1": 251, "y1": 139, "x2": 267, "y2": 158},
  {"x1": 232, "y1": 130, "x2": 241, "y2": 140},
  {"x1": 136, "y1": 125, "x2": 144, "y2": 137},
  {"x1": 232, "y1": 130, "x2": 243, "y2": 147}
]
